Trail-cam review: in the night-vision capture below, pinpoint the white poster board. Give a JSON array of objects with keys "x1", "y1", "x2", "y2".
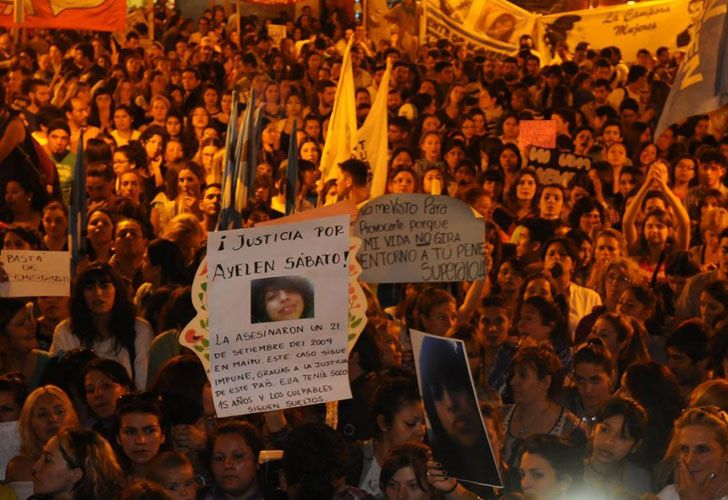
[
  {"x1": 0, "y1": 250, "x2": 71, "y2": 297},
  {"x1": 207, "y1": 215, "x2": 352, "y2": 417},
  {"x1": 0, "y1": 421, "x2": 20, "y2": 480},
  {"x1": 354, "y1": 194, "x2": 486, "y2": 283}
]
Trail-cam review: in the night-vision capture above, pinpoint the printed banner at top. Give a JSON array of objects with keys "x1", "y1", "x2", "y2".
[
  {"x1": 424, "y1": 0, "x2": 536, "y2": 58},
  {"x1": 0, "y1": 0, "x2": 125, "y2": 32},
  {"x1": 536, "y1": 0, "x2": 691, "y2": 63}
]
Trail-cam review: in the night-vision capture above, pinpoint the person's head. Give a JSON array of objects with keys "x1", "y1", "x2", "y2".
[
  {"x1": 539, "y1": 184, "x2": 566, "y2": 220},
  {"x1": 700, "y1": 280, "x2": 728, "y2": 329},
  {"x1": 372, "y1": 375, "x2": 425, "y2": 446},
  {"x1": 161, "y1": 213, "x2": 204, "y2": 266},
  {"x1": 147, "y1": 451, "x2": 199, "y2": 500},
  {"x1": 379, "y1": 442, "x2": 433, "y2": 500},
  {"x1": 665, "y1": 251, "x2": 702, "y2": 298},
  {"x1": 615, "y1": 284, "x2": 657, "y2": 323},
  {"x1": 115, "y1": 392, "x2": 169, "y2": 469},
  {"x1": 589, "y1": 312, "x2": 633, "y2": 361},
  {"x1": 666, "y1": 319, "x2": 709, "y2": 387},
  {"x1": 387, "y1": 167, "x2": 418, "y2": 194},
  {"x1": 509, "y1": 345, "x2": 564, "y2": 405},
  {"x1": 542, "y1": 237, "x2": 579, "y2": 283},
  {"x1": 508, "y1": 168, "x2": 539, "y2": 208},
  {"x1": 1, "y1": 225, "x2": 42, "y2": 250},
  {"x1": 593, "y1": 229, "x2": 627, "y2": 266},
  {"x1": 413, "y1": 287, "x2": 457, "y2": 336},
  {"x1": 337, "y1": 158, "x2": 368, "y2": 197},
  {"x1": 86, "y1": 162, "x2": 115, "y2": 202},
  {"x1": 46, "y1": 119, "x2": 71, "y2": 155},
  {"x1": 478, "y1": 294, "x2": 511, "y2": 349},
  {"x1": 516, "y1": 295, "x2": 569, "y2": 346},
  {"x1": 573, "y1": 339, "x2": 614, "y2": 415},
  {"x1": 590, "y1": 396, "x2": 647, "y2": 467},
  {"x1": 568, "y1": 197, "x2": 604, "y2": 238},
  {"x1": 113, "y1": 217, "x2": 149, "y2": 260},
  {"x1": 641, "y1": 208, "x2": 672, "y2": 249},
  {"x1": 690, "y1": 380, "x2": 728, "y2": 412},
  {"x1": 19, "y1": 385, "x2": 79, "y2": 459},
  {"x1": 250, "y1": 276, "x2": 314, "y2": 323},
  {"x1": 210, "y1": 421, "x2": 262, "y2": 498},
  {"x1": 32, "y1": 427, "x2": 124, "y2": 499},
  {"x1": 518, "y1": 434, "x2": 583, "y2": 499},
  {"x1": 621, "y1": 362, "x2": 684, "y2": 422},
  {"x1": 83, "y1": 358, "x2": 133, "y2": 421},
  {"x1": 600, "y1": 258, "x2": 642, "y2": 309},
  {"x1": 668, "y1": 406, "x2": 728, "y2": 487},
  {"x1": 698, "y1": 149, "x2": 727, "y2": 188},
  {"x1": 0, "y1": 374, "x2": 28, "y2": 422}
]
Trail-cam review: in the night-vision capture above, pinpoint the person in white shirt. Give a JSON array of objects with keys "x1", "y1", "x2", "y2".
[{"x1": 50, "y1": 262, "x2": 153, "y2": 390}]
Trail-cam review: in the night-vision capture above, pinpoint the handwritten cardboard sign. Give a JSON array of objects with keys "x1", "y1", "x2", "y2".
[
  {"x1": 412, "y1": 331, "x2": 502, "y2": 488},
  {"x1": 519, "y1": 120, "x2": 557, "y2": 149},
  {"x1": 526, "y1": 146, "x2": 591, "y2": 187},
  {"x1": 0, "y1": 250, "x2": 70, "y2": 297},
  {"x1": 354, "y1": 194, "x2": 485, "y2": 283},
  {"x1": 207, "y1": 215, "x2": 352, "y2": 417}
]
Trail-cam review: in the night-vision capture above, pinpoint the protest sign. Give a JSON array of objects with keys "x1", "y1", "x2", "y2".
[
  {"x1": 180, "y1": 258, "x2": 211, "y2": 376},
  {"x1": 536, "y1": 0, "x2": 691, "y2": 64},
  {"x1": 0, "y1": 421, "x2": 20, "y2": 481},
  {"x1": 424, "y1": 0, "x2": 535, "y2": 58},
  {"x1": 267, "y1": 24, "x2": 288, "y2": 47},
  {"x1": 207, "y1": 215, "x2": 352, "y2": 417},
  {"x1": 526, "y1": 146, "x2": 591, "y2": 187},
  {"x1": 354, "y1": 194, "x2": 485, "y2": 283},
  {"x1": 519, "y1": 120, "x2": 556, "y2": 149},
  {"x1": 0, "y1": 0, "x2": 126, "y2": 31},
  {"x1": 411, "y1": 330, "x2": 502, "y2": 487},
  {"x1": 0, "y1": 250, "x2": 70, "y2": 298}
]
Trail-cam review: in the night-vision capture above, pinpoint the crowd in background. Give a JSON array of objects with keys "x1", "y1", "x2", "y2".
[{"x1": 0, "y1": 0, "x2": 727, "y2": 499}]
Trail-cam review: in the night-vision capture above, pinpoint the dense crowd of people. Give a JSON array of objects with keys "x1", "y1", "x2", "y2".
[{"x1": 0, "y1": 0, "x2": 727, "y2": 499}]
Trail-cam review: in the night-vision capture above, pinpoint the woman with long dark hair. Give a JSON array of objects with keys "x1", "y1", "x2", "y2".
[{"x1": 50, "y1": 263, "x2": 153, "y2": 390}]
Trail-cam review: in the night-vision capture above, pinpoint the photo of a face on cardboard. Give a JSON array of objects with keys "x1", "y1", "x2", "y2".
[
  {"x1": 250, "y1": 275, "x2": 315, "y2": 323},
  {"x1": 414, "y1": 333, "x2": 502, "y2": 487}
]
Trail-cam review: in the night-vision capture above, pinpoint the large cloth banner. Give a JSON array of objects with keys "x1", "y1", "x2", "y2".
[
  {"x1": 424, "y1": 0, "x2": 536, "y2": 58},
  {"x1": 656, "y1": 0, "x2": 728, "y2": 136},
  {"x1": 536, "y1": 0, "x2": 691, "y2": 63},
  {"x1": 0, "y1": 0, "x2": 125, "y2": 31}
]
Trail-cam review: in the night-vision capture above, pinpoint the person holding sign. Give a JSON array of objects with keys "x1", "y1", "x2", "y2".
[{"x1": 250, "y1": 276, "x2": 314, "y2": 323}]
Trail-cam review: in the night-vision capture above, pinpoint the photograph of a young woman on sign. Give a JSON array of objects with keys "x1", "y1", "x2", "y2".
[
  {"x1": 250, "y1": 275, "x2": 314, "y2": 323},
  {"x1": 417, "y1": 334, "x2": 502, "y2": 487}
]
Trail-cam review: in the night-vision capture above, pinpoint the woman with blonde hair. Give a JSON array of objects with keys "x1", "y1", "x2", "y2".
[
  {"x1": 31, "y1": 427, "x2": 126, "y2": 499},
  {"x1": 690, "y1": 380, "x2": 728, "y2": 412},
  {"x1": 6, "y1": 385, "x2": 79, "y2": 494},
  {"x1": 690, "y1": 207, "x2": 728, "y2": 272},
  {"x1": 657, "y1": 407, "x2": 728, "y2": 499}
]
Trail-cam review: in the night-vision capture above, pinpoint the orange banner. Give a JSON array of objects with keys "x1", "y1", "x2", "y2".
[{"x1": 0, "y1": 0, "x2": 125, "y2": 32}]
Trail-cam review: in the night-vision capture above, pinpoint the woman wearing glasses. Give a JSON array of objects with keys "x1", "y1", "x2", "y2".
[{"x1": 50, "y1": 263, "x2": 154, "y2": 390}]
